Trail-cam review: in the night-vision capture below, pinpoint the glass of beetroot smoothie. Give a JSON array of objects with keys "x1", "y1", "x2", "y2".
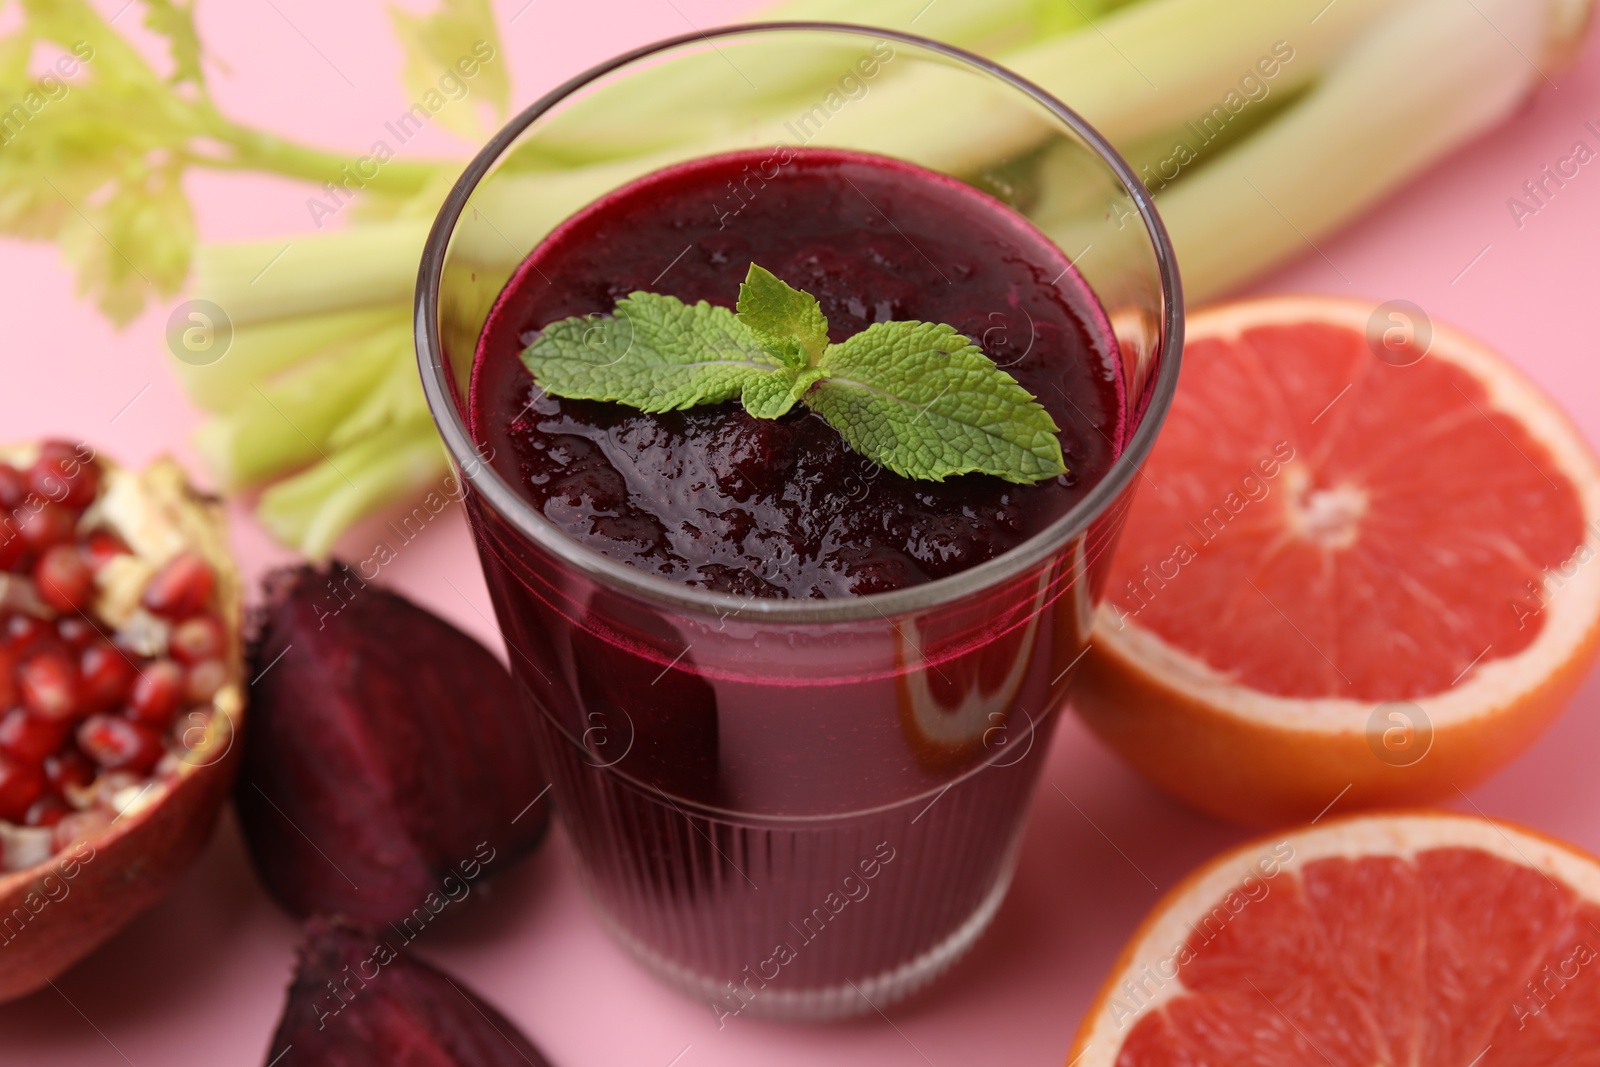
[{"x1": 416, "y1": 25, "x2": 1180, "y2": 1020}]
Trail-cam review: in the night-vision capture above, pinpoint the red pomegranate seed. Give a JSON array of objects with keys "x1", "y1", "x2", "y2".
[
  {"x1": 80, "y1": 641, "x2": 136, "y2": 711},
  {"x1": 0, "y1": 464, "x2": 25, "y2": 509},
  {"x1": 17, "y1": 646, "x2": 81, "y2": 722},
  {"x1": 141, "y1": 552, "x2": 214, "y2": 619},
  {"x1": 81, "y1": 529, "x2": 131, "y2": 572},
  {"x1": 5, "y1": 614, "x2": 51, "y2": 653},
  {"x1": 17, "y1": 502, "x2": 79, "y2": 552},
  {"x1": 0, "y1": 527, "x2": 23, "y2": 572},
  {"x1": 0, "y1": 647, "x2": 14, "y2": 708},
  {"x1": 186, "y1": 659, "x2": 227, "y2": 703},
  {"x1": 77, "y1": 714, "x2": 163, "y2": 774},
  {"x1": 0, "y1": 708, "x2": 70, "y2": 764},
  {"x1": 43, "y1": 748, "x2": 95, "y2": 793},
  {"x1": 0, "y1": 753, "x2": 46, "y2": 821},
  {"x1": 55, "y1": 615, "x2": 96, "y2": 650},
  {"x1": 34, "y1": 544, "x2": 94, "y2": 613},
  {"x1": 27, "y1": 442, "x2": 99, "y2": 510},
  {"x1": 170, "y1": 615, "x2": 225, "y2": 665},
  {"x1": 128, "y1": 659, "x2": 184, "y2": 728},
  {"x1": 24, "y1": 794, "x2": 69, "y2": 827}
]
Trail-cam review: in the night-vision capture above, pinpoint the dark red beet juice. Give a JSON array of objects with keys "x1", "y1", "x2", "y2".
[{"x1": 468, "y1": 148, "x2": 1125, "y2": 1017}]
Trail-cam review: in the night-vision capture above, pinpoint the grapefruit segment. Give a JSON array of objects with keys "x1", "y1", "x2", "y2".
[
  {"x1": 1069, "y1": 813, "x2": 1600, "y2": 1066},
  {"x1": 1073, "y1": 296, "x2": 1600, "y2": 823}
]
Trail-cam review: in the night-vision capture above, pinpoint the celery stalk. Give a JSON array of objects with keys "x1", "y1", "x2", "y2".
[
  {"x1": 1030, "y1": 80, "x2": 1310, "y2": 228},
  {"x1": 256, "y1": 419, "x2": 450, "y2": 561},
  {"x1": 511, "y1": 0, "x2": 1137, "y2": 169},
  {"x1": 194, "y1": 226, "x2": 436, "y2": 328},
  {"x1": 201, "y1": 0, "x2": 1405, "y2": 326},
  {"x1": 1152, "y1": 0, "x2": 1557, "y2": 303},
  {"x1": 191, "y1": 324, "x2": 409, "y2": 490},
  {"x1": 327, "y1": 342, "x2": 433, "y2": 451},
  {"x1": 797, "y1": 0, "x2": 1393, "y2": 176},
  {"x1": 204, "y1": 0, "x2": 1147, "y2": 319},
  {"x1": 171, "y1": 304, "x2": 407, "y2": 413}
]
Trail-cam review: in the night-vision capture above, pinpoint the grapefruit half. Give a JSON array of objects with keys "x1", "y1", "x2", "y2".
[
  {"x1": 1068, "y1": 812, "x2": 1600, "y2": 1066},
  {"x1": 1072, "y1": 295, "x2": 1600, "y2": 824}
]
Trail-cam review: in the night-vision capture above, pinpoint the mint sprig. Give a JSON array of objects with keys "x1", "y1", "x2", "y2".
[{"x1": 521, "y1": 264, "x2": 1067, "y2": 484}]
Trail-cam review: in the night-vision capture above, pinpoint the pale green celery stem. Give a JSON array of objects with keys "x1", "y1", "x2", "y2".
[
  {"x1": 513, "y1": 0, "x2": 1123, "y2": 168},
  {"x1": 1116, "y1": 81, "x2": 1308, "y2": 183},
  {"x1": 199, "y1": 0, "x2": 1399, "y2": 326},
  {"x1": 212, "y1": 120, "x2": 446, "y2": 196},
  {"x1": 256, "y1": 419, "x2": 449, "y2": 561},
  {"x1": 523, "y1": 0, "x2": 1393, "y2": 174},
  {"x1": 1032, "y1": 80, "x2": 1309, "y2": 222},
  {"x1": 807, "y1": 0, "x2": 1393, "y2": 176},
  {"x1": 328, "y1": 346, "x2": 433, "y2": 450},
  {"x1": 1154, "y1": 0, "x2": 1549, "y2": 304},
  {"x1": 192, "y1": 324, "x2": 409, "y2": 489},
  {"x1": 29, "y1": 0, "x2": 445, "y2": 194},
  {"x1": 171, "y1": 304, "x2": 408, "y2": 412},
  {"x1": 195, "y1": 222, "x2": 439, "y2": 327},
  {"x1": 194, "y1": 162, "x2": 637, "y2": 325}
]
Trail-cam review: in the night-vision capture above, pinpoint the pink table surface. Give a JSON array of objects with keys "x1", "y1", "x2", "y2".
[{"x1": 3, "y1": 2, "x2": 1600, "y2": 1064}]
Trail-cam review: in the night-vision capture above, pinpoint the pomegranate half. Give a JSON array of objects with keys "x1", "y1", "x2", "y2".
[{"x1": 0, "y1": 444, "x2": 243, "y2": 1003}]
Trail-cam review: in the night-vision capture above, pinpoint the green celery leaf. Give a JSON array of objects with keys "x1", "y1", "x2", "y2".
[
  {"x1": 522, "y1": 292, "x2": 790, "y2": 413},
  {"x1": 0, "y1": 7, "x2": 208, "y2": 320},
  {"x1": 736, "y1": 262, "x2": 829, "y2": 367},
  {"x1": 388, "y1": 0, "x2": 509, "y2": 141},
  {"x1": 58, "y1": 162, "x2": 193, "y2": 324},
  {"x1": 808, "y1": 320, "x2": 1066, "y2": 484},
  {"x1": 142, "y1": 0, "x2": 205, "y2": 87}
]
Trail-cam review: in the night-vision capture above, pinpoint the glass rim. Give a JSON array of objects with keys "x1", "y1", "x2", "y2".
[{"x1": 415, "y1": 20, "x2": 1185, "y2": 625}]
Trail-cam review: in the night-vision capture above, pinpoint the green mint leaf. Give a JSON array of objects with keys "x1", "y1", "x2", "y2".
[
  {"x1": 741, "y1": 366, "x2": 829, "y2": 420},
  {"x1": 808, "y1": 321, "x2": 1066, "y2": 484},
  {"x1": 522, "y1": 267, "x2": 1067, "y2": 485},
  {"x1": 522, "y1": 292, "x2": 788, "y2": 412},
  {"x1": 737, "y1": 263, "x2": 829, "y2": 368}
]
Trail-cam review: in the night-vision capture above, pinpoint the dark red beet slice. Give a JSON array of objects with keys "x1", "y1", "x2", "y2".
[
  {"x1": 264, "y1": 919, "x2": 553, "y2": 1066},
  {"x1": 234, "y1": 564, "x2": 551, "y2": 923}
]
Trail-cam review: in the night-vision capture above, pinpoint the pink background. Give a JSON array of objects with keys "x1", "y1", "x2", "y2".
[{"x1": 3, "y1": 2, "x2": 1600, "y2": 1064}]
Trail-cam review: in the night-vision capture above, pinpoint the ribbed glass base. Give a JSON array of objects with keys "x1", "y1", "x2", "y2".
[{"x1": 598, "y1": 838, "x2": 1019, "y2": 1021}]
